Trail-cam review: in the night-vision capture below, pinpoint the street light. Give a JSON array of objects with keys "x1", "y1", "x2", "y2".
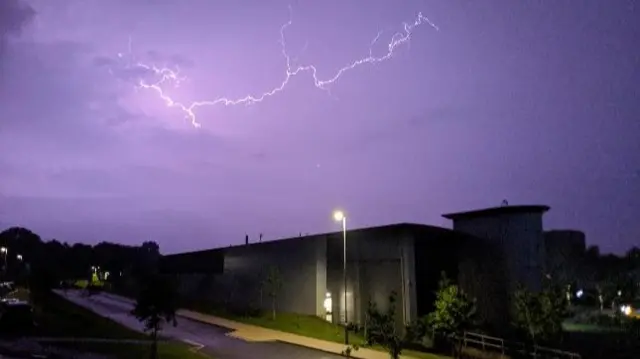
[
  {"x1": 333, "y1": 210, "x2": 349, "y2": 345},
  {"x1": 16, "y1": 254, "x2": 22, "y2": 261},
  {"x1": 0, "y1": 247, "x2": 7, "y2": 276}
]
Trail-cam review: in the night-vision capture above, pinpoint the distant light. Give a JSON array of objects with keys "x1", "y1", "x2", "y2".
[
  {"x1": 621, "y1": 305, "x2": 632, "y2": 316},
  {"x1": 0, "y1": 247, "x2": 7, "y2": 253},
  {"x1": 617, "y1": 290, "x2": 622, "y2": 296},
  {"x1": 333, "y1": 211, "x2": 345, "y2": 222},
  {"x1": 576, "y1": 290, "x2": 584, "y2": 298}
]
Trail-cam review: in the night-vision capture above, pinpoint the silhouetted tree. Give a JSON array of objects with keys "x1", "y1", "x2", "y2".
[
  {"x1": 132, "y1": 274, "x2": 179, "y2": 359},
  {"x1": 365, "y1": 291, "x2": 404, "y2": 359},
  {"x1": 264, "y1": 265, "x2": 282, "y2": 320},
  {"x1": 0, "y1": 226, "x2": 164, "y2": 300},
  {"x1": 512, "y1": 284, "x2": 567, "y2": 348},
  {"x1": 426, "y1": 273, "x2": 477, "y2": 357}
]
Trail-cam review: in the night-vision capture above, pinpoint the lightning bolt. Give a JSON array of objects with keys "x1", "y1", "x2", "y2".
[{"x1": 118, "y1": 8, "x2": 438, "y2": 128}]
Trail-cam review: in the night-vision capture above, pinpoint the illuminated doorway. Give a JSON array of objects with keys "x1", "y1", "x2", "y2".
[{"x1": 323, "y1": 292, "x2": 333, "y2": 322}]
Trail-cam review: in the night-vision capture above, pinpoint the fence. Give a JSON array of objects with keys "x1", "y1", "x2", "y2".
[{"x1": 461, "y1": 332, "x2": 582, "y2": 359}]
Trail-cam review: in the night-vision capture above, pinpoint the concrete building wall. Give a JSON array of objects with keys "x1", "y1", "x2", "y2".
[
  {"x1": 223, "y1": 236, "x2": 327, "y2": 316},
  {"x1": 399, "y1": 236, "x2": 418, "y2": 325},
  {"x1": 325, "y1": 226, "x2": 411, "y2": 328},
  {"x1": 456, "y1": 239, "x2": 510, "y2": 332},
  {"x1": 450, "y1": 211, "x2": 546, "y2": 292}
]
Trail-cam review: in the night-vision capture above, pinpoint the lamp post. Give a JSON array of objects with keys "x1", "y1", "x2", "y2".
[
  {"x1": 0, "y1": 247, "x2": 7, "y2": 276},
  {"x1": 333, "y1": 210, "x2": 349, "y2": 345}
]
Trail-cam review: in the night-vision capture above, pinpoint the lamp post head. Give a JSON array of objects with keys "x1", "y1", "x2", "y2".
[
  {"x1": 333, "y1": 211, "x2": 345, "y2": 222},
  {"x1": 0, "y1": 247, "x2": 6, "y2": 253},
  {"x1": 16, "y1": 254, "x2": 22, "y2": 261}
]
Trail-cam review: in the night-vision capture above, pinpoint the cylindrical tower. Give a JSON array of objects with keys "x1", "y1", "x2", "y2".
[{"x1": 442, "y1": 204, "x2": 551, "y2": 292}]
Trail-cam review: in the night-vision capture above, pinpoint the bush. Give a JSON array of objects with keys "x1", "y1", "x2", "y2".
[
  {"x1": 227, "y1": 303, "x2": 264, "y2": 318},
  {"x1": 86, "y1": 284, "x2": 103, "y2": 296}
]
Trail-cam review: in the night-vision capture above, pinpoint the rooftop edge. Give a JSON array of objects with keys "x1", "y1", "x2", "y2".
[{"x1": 442, "y1": 205, "x2": 550, "y2": 220}]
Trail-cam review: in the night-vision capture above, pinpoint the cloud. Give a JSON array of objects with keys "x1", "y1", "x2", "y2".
[
  {"x1": 144, "y1": 50, "x2": 195, "y2": 69},
  {"x1": 1, "y1": 0, "x2": 35, "y2": 85},
  {"x1": 0, "y1": 40, "x2": 127, "y2": 143},
  {"x1": 0, "y1": 0, "x2": 35, "y2": 39},
  {"x1": 0, "y1": 33, "x2": 253, "y2": 203}
]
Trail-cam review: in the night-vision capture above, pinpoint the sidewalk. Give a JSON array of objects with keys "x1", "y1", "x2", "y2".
[
  {"x1": 179, "y1": 309, "x2": 401, "y2": 359},
  {"x1": 100, "y1": 292, "x2": 423, "y2": 359}
]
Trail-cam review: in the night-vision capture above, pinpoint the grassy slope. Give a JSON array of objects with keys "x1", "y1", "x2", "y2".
[
  {"x1": 30, "y1": 291, "x2": 207, "y2": 359},
  {"x1": 52, "y1": 342, "x2": 208, "y2": 359},
  {"x1": 33, "y1": 292, "x2": 147, "y2": 339},
  {"x1": 123, "y1": 289, "x2": 448, "y2": 358},
  {"x1": 218, "y1": 311, "x2": 447, "y2": 359}
]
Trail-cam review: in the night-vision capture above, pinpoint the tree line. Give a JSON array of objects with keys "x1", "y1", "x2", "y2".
[{"x1": 0, "y1": 226, "x2": 160, "y2": 293}]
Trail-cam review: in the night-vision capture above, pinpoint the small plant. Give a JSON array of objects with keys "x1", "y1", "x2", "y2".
[{"x1": 341, "y1": 344, "x2": 360, "y2": 357}]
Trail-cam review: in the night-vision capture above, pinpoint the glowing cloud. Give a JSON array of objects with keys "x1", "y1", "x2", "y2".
[{"x1": 117, "y1": 7, "x2": 438, "y2": 128}]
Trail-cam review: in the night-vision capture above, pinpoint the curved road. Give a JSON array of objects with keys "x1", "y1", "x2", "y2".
[{"x1": 60, "y1": 291, "x2": 342, "y2": 359}]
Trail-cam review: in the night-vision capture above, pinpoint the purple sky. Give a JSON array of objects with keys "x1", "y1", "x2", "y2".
[{"x1": 1, "y1": 0, "x2": 638, "y2": 254}]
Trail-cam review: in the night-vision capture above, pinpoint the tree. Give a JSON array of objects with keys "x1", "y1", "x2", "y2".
[
  {"x1": 365, "y1": 291, "x2": 404, "y2": 359},
  {"x1": 512, "y1": 284, "x2": 567, "y2": 347},
  {"x1": 264, "y1": 265, "x2": 282, "y2": 320},
  {"x1": 132, "y1": 274, "x2": 179, "y2": 359},
  {"x1": 425, "y1": 273, "x2": 477, "y2": 357}
]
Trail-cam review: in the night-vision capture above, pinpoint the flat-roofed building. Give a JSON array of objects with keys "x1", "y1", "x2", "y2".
[{"x1": 162, "y1": 204, "x2": 553, "y2": 332}]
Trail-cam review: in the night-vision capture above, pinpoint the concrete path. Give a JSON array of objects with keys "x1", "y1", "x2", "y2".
[
  {"x1": 56, "y1": 290, "x2": 343, "y2": 359},
  {"x1": 97, "y1": 291, "x2": 423, "y2": 359}
]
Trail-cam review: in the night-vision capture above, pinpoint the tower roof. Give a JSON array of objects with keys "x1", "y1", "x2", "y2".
[{"x1": 442, "y1": 205, "x2": 550, "y2": 220}]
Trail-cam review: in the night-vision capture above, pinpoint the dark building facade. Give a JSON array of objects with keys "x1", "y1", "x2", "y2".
[
  {"x1": 544, "y1": 230, "x2": 587, "y2": 287},
  {"x1": 162, "y1": 205, "x2": 555, "y2": 332}
]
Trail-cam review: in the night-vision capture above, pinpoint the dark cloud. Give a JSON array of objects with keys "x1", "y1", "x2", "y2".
[
  {"x1": 0, "y1": 0, "x2": 35, "y2": 84},
  {"x1": 0, "y1": 40, "x2": 122, "y2": 133},
  {"x1": 0, "y1": 0, "x2": 35, "y2": 39}
]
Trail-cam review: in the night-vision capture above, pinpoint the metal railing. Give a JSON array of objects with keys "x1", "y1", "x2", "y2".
[
  {"x1": 461, "y1": 331, "x2": 582, "y2": 359},
  {"x1": 462, "y1": 331, "x2": 506, "y2": 354}
]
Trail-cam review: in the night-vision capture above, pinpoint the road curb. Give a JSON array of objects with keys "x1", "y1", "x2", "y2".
[{"x1": 273, "y1": 340, "x2": 353, "y2": 358}]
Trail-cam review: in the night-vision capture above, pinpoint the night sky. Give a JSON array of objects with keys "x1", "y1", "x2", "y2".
[{"x1": 1, "y1": 0, "x2": 638, "y2": 254}]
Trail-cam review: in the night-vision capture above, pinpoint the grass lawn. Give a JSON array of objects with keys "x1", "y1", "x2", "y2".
[
  {"x1": 119, "y1": 294, "x2": 448, "y2": 358},
  {"x1": 562, "y1": 321, "x2": 625, "y2": 333},
  {"x1": 74, "y1": 279, "x2": 105, "y2": 288},
  {"x1": 32, "y1": 291, "x2": 147, "y2": 339},
  {"x1": 53, "y1": 342, "x2": 208, "y2": 359},
  {"x1": 219, "y1": 311, "x2": 447, "y2": 359},
  {"x1": 27, "y1": 290, "x2": 210, "y2": 358},
  {"x1": 74, "y1": 279, "x2": 89, "y2": 288},
  {"x1": 234, "y1": 312, "x2": 366, "y2": 345},
  {"x1": 4, "y1": 288, "x2": 31, "y2": 302}
]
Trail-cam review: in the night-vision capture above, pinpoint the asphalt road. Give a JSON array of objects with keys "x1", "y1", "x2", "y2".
[{"x1": 68, "y1": 292, "x2": 342, "y2": 359}]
